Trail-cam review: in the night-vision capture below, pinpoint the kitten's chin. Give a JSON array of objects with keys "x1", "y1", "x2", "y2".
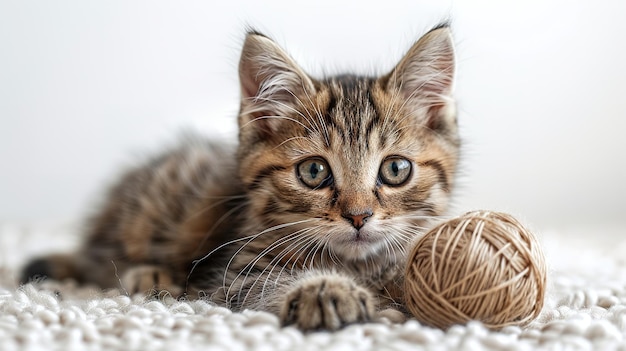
[{"x1": 333, "y1": 229, "x2": 386, "y2": 261}]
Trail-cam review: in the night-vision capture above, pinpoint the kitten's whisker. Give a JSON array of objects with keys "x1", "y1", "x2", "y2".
[
  {"x1": 266, "y1": 236, "x2": 318, "y2": 297},
  {"x1": 286, "y1": 233, "x2": 322, "y2": 276},
  {"x1": 236, "y1": 230, "x2": 307, "y2": 282},
  {"x1": 226, "y1": 219, "x2": 322, "y2": 304},
  {"x1": 224, "y1": 229, "x2": 307, "y2": 300},
  {"x1": 379, "y1": 222, "x2": 424, "y2": 240},
  {"x1": 271, "y1": 234, "x2": 320, "y2": 292},
  {"x1": 316, "y1": 232, "x2": 333, "y2": 268},
  {"x1": 327, "y1": 243, "x2": 340, "y2": 265},
  {"x1": 302, "y1": 240, "x2": 320, "y2": 270},
  {"x1": 246, "y1": 228, "x2": 320, "y2": 305},
  {"x1": 257, "y1": 235, "x2": 315, "y2": 294},
  {"x1": 185, "y1": 228, "x2": 261, "y2": 289},
  {"x1": 233, "y1": 228, "x2": 314, "y2": 304},
  {"x1": 187, "y1": 218, "x2": 316, "y2": 291},
  {"x1": 383, "y1": 235, "x2": 393, "y2": 260},
  {"x1": 300, "y1": 231, "x2": 321, "y2": 269},
  {"x1": 302, "y1": 228, "x2": 331, "y2": 270},
  {"x1": 190, "y1": 201, "x2": 248, "y2": 258},
  {"x1": 241, "y1": 232, "x2": 320, "y2": 307},
  {"x1": 386, "y1": 234, "x2": 407, "y2": 259}
]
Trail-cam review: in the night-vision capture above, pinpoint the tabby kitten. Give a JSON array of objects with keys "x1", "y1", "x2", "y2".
[{"x1": 22, "y1": 23, "x2": 460, "y2": 331}]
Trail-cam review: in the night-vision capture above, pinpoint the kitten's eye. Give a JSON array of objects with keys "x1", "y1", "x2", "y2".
[
  {"x1": 379, "y1": 157, "x2": 412, "y2": 186},
  {"x1": 297, "y1": 158, "x2": 332, "y2": 189}
]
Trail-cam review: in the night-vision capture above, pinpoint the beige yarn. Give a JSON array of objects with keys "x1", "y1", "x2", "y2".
[{"x1": 404, "y1": 211, "x2": 547, "y2": 330}]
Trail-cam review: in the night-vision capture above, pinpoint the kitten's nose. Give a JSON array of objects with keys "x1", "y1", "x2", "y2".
[{"x1": 342, "y1": 211, "x2": 373, "y2": 230}]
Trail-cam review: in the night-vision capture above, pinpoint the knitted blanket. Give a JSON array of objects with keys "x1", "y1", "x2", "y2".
[{"x1": 1, "y1": 222, "x2": 625, "y2": 350}]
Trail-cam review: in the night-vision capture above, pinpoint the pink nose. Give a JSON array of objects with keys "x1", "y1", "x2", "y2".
[{"x1": 343, "y1": 211, "x2": 373, "y2": 230}]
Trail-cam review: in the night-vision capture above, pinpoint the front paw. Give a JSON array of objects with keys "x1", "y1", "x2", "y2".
[{"x1": 280, "y1": 274, "x2": 375, "y2": 331}]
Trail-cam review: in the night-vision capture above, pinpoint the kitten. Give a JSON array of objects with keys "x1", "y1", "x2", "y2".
[{"x1": 22, "y1": 23, "x2": 460, "y2": 331}]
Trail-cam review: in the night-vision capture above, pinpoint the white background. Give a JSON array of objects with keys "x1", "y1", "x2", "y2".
[{"x1": 1, "y1": 1, "x2": 625, "y2": 239}]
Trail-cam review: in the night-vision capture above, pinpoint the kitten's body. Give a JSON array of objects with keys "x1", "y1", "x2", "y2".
[{"x1": 23, "y1": 24, "x2": 460, "y2": 330}]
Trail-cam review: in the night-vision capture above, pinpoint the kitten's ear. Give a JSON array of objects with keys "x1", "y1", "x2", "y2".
[
  {"x1": 383, "y1": 25, "x2": 456, "y2": 132},
  {"x1": 238, "y1": 31, "x2": 316, "y2": 137}
]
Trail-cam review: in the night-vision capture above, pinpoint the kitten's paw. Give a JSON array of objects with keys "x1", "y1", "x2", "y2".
[
  {"x1": 280, "y1": 274, "x2": 375, "y2": 331},
  {"x1": 121, "y1": 265, "x2": 182, "y2": 298},
  {"x1": 376, "y1": 307, "x2": 408, "y2": 324}
]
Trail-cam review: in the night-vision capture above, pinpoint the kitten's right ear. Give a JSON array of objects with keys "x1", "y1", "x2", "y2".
[{"x1": 238, "y1": 31, "x2": 315, "y2": 138}]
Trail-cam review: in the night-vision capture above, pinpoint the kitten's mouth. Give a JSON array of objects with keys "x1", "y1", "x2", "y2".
[
  {"x1": 341, "y1": 229, "x2": 374, "y2": 243},
  {"x1": 350, "y1": 231, "x2": 374, "y2": 243}
]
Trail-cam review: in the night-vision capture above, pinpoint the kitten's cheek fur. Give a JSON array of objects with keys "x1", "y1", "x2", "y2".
[{"x1": 280, "y1": 273, "x2": 375, "y2": 331}]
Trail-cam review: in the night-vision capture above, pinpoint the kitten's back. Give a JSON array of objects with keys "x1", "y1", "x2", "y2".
[{"x1": 22, "y1": 136, "x2": 245, "y2": 288}]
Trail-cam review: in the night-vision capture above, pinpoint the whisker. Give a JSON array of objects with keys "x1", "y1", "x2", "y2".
[
  {"x1": 190, "y1": 201, "x2": 248, "y2": 258},
  {"x1": 302, "y1": 229, "x2": 328, "y2": 270},
  {"x1": 186, "y1": 218, "x2": 316, "y2": 290},
  {"x1": 243, "y1": 227, "x2": 320, "y2": 305},
  {"x1": 231, "y1": 228, "x2": 313, "y2": 303},
  {"x1": 221, "y1": 219, "x2": 317, "y2": 293},
  {"x1": 271, "y1": 231, "x2": 319, "y2": 280}
]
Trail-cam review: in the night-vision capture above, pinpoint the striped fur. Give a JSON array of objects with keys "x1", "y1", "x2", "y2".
[{"x1": 22, "y1": 24, "x2": 460, "y2": 330}]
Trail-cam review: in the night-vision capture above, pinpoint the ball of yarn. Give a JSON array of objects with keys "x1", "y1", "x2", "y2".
[{"x1": 404, "y1": 210, "x2": 547, "y2": 330}]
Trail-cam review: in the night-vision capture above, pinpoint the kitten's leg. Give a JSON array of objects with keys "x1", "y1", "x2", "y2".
[
  {"x1": 121, "y1": 265, "x2": 182, "y2": 298},
  {"x1": 21, "y1": 255, "x2": 182, "y2": 298},
  {"x1": 21, "y1": 252, "x2": 123, "y2": 289},
  {"x1": 20, "y1": 253, "x2": 82, "y2": 284}
]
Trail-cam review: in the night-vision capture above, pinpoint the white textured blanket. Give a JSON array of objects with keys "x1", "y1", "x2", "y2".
[{"x1": 1, "y1": 223, "x2": 625, "y2": 351}]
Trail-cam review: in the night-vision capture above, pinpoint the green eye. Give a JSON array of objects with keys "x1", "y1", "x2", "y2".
[
  {"x1": 379, "y1": 157, "x2": 412, "y2": 186},
  {"x1": 297, "y1": 158, "x2": 332, "y2": 189}
]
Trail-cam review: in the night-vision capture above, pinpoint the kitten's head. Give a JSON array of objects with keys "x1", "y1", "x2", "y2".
[{"x1": 236, "y1": 25, "x2": 459, "y2": 263}]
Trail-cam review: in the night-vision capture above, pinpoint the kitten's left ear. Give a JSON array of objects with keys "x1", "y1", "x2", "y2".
[{"x1": 382, "y1": 24, "x2": 456, "y2": 132}]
